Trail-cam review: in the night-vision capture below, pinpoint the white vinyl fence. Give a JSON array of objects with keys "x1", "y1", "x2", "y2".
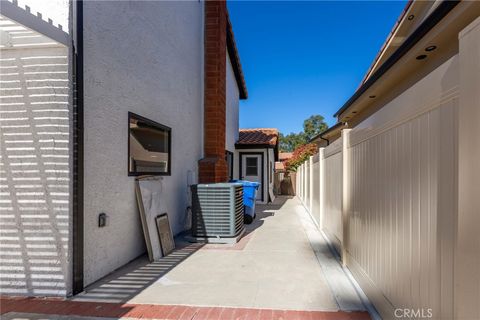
[
  {"x1": 321, "y1": 139, "x2": 343, "y2": 255},
  {"x1": 310, "y1": 154, "x2": 320, "y2": 227},
  {"x1": 298, "y1": 123, "x2": 455, "y2": 319},
  {"x1": 295, "y1": 41, "x2": 480, "y2": 318}
]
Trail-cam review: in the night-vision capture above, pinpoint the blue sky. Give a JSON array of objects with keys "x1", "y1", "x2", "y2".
[{"x1": 227, "y1": 1, "x2": 407, "y2": 135}]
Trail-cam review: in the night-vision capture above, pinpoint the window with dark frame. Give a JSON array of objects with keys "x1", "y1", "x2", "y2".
[
  {"x1": 246, "y1": 157, "x2": 258, "y2": 176},
  {"x1": 128, "y1": 112, "x2": 171, "y2": 176}
]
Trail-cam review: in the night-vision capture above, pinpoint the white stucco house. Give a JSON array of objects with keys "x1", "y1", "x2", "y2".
[
  {"x1": 0, "y1": 0, "x2": 247, "y2": 297},
  {"x1": 233, "y1": 128, "x2": 279, "y2": 204}
]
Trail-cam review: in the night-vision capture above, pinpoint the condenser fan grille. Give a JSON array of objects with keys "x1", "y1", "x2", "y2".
[{"x1": 191, "y1": 183, "x2": 245, "y2": 238}]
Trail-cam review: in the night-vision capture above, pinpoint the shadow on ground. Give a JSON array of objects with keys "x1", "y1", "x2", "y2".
[
  {"x1": 73, "y1": 241, "x2": 204, "y2": 303},
  {"x1": 73, "y1": 197, "x2": 290, "y2": 304}
]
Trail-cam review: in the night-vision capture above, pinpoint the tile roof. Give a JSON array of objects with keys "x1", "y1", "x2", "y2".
[{"x1": 237, "y1": 128, "x2": 279, "y2": 146}]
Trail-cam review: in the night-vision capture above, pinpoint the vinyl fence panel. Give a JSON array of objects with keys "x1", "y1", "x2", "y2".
[
  {"x1": 311, "y1": 155, "x2": 320, "y2": 226},
  {"x1": 304, "y1": 160, "x2": 310, "y2": 207},
  {"x1": 322, "y1": 139, "x2": 343, "y2": 256}
]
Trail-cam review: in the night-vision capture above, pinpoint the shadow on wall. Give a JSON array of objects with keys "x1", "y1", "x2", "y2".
[
  {"x1": 0, "y1": 48, "x2": 70, "y2": 296},
  {"x1": 73, "y1": 241, "x2": 203, "y2": 303}
]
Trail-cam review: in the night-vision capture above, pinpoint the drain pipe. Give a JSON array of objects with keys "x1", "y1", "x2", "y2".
[{"x1": 320, "y1": 136, "x2": 329, "y2": 146}]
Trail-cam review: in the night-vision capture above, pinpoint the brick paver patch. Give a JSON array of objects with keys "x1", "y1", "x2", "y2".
[{"x1": 0, "y1": 297, "x2": 371, "y2": 320}]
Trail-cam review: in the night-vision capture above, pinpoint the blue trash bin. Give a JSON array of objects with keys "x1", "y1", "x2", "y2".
[{"x1": 231, "y1": 180, "x2": 260, "y2": 224}]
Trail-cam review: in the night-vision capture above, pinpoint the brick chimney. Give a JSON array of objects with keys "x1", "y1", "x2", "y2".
[{"x1": 198, "y1": 0, "x2": 228, "y2": 183}]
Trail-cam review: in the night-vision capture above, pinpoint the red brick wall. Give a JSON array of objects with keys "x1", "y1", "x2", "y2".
[{"x1": 199, "y1": 0, "x2": 228, "y2": 183}]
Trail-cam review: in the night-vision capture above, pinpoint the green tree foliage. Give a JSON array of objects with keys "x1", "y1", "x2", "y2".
[
  {"x1": 303, "y1": 115, "x2": 328, "y2": 141},
  {"x1": 279, "y1": 114, "x2": 328, "y2": 152},
  {"x1": 279, "y1": 132, "x2": 306, "y2": 153}
]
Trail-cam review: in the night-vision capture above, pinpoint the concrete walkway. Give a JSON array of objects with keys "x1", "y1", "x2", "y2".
[
  {"x1": 1, "y1": 196, "x2": 370, "y2": 320},
  {"x1": 74, "y1": 196, "x2": 366, "y2": 312}
]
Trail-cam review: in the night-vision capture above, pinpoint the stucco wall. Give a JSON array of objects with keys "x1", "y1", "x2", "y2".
[
  {"x1": 82, "y1": 1, "x2": 204, "y2": 286},
  {"x1": 226, "y1": 54, "x2": 239, "y2": 152},
  {"x1": 0, "y1": 46, "x2": 72, "y2": 296}
]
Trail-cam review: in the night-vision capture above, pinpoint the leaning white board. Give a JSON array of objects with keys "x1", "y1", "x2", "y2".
[{"x1": 135, "y1": 177, "x2": 165, "y2": 261}]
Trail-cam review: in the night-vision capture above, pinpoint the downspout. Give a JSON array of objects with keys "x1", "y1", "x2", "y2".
[
  {"x1": 72, "y1": 0, "x2": 84, "y2": 295},
  {"x1": 320, "y1": 136, "x2": 329, "y2": 146}
]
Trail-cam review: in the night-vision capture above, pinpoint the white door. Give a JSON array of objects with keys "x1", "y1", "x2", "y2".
[{"x1": 241, "y1": 154, "x2": 262, "y2": 201}]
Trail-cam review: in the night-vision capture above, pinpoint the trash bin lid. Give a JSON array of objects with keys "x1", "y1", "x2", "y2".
[{"x1": 230, "y1": 180, "x2": 260, "y2": 187}]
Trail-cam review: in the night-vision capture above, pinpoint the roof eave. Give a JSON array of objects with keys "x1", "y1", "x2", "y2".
[
  {"x1": 309, "y1": 121, "x2": 344, "y2": 143},
  {"x1": 333, "y1": 0, "x2": 459, "y2": 119},
  {"x1": 360, "y1": 0, "x2": 414, "y2": 84},
  {"x1": 226, "y1": 12, "x2": 248, "y2": 100}
]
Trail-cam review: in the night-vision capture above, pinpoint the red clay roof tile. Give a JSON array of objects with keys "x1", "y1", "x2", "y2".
[{"x1": 237, "y1": 128, "x2": 279, "y2": 146}]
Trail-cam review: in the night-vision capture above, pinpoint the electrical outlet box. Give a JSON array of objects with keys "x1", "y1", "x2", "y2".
[{"x1": 98, "y1": 213, "x2": 107, "y2": 227}]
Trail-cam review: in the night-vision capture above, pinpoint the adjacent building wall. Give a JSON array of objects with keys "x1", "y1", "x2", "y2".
[
  {"x1": 82, "y1": 1, "x2": 204, "y2": 286},
  {"x1": 0, "y1": 46, "x2": 72, "y2": 296}
]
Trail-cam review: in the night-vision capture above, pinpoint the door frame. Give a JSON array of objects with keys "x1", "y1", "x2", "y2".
[{"x1": 239, "y1": 152, "x2": 264, "y2": 202}]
